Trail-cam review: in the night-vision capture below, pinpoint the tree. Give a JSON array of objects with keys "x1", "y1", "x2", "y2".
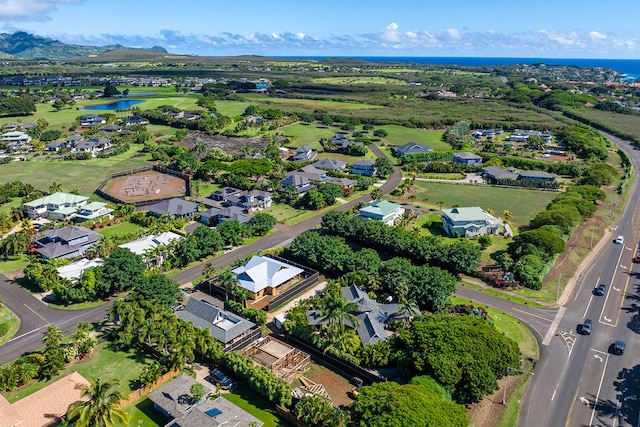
[
  {"x1": 294, "y1": 395, "x2": 350, "y2": 427},
  {"x1": 216, "y1": 220, "x2": 247, "y2": 247},
  {"x1": 41, "y1": 325, "x2": 65, "y2": 379},
  {"x1": 373, "y1": 129, "x2": 388, "y2": 138},
  {"x1": 526, "y1": 135, "x2": 546, "y2": 150},
  {"x1": 98, "y1": 248, "x2": 146, "y2": 298},
  {"x1": 375, "y1": 157, "x2": 394, "y2": 179},
  {"x1": 190, "y1": 383, "x2": 206, "y2": 403},
  {"x1": 502, "y1": 210, "x2": 513, "y2": 222},
  {"x1": 2, "y1": 232, "x2": 29, "y2": 256},
  {"x1": 65, "y1": 379, "x2": 129, "y2": 427},
  {"x1": 191, "y1": 225, "x2": 224, "y2": 256},
  {"x1": 298, "y1": 189, "x2": 325, "y2": 210},
  {"x1": 103, "y1": 85, "x2": 120, "y2": 98},
  {"x1": 248, "y1": 213, "x2": 276, "y2": 236},
  {"x1": 370, "y1": 188, "x2": 383, "y2": 200},
  {"x1": 317, "y1": 184, "x2": 344, "y2": 206},
  {"x1": 134, "y1": 274, "x2": 181, "y2": 307},
  {"x1": 0, "y1": 97, "x2": 36, "y2": 116},
  {"x1": 49, "y1": 181, "x2": 63, "y2": 193},
  {"x1": 173, "y1": 236, "x2": 201, "y2": 268},
  {"x1": 170, "y1": 332, "x2": 196, "y2": 366},
  {"x1": 217, "y1": 271, "x2": 239, "y2": 301},
  {"x1": 319, "y1": 294, "x2": 359, "y2": 330}
]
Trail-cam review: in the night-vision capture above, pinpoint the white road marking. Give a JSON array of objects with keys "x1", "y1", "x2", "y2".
[
  {"x1": 583, "y1": 295, "x2": 594, "y2": 319},
  {"x1": 551, "y1": 390, "x2": 557, "y2": 401},
  {"x1": 23, "y1": 303, "x2": 47, "y2": 322},
  {"x1": 7, "y1": 324, "x2": 50, "y2": 342},
  {"x1": 604, "y1": 316, "x2": 612, "y2": 323},
  {"x1": 589, "y1": 353, "x2": 610, "y2": 426},
  {"x1": 599, "y1": 244, "x2": 625, "y2": 326},
  {"x1": 593, "y1": 354, "x2": 603, "y2": 362},
  {"x1": 613, "y1": 286, "x2": 621, "y2": 291},
  {"x1": 542, "y1": 306, "x2": 566, "y2": 346},
  {"x1": 580, "y1": 396, "x2": 590, "y2": 405}
]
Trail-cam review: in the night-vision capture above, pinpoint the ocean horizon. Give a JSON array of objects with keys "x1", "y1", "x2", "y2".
[{"x1": 274, "y1": 56, "x2": 640, "y2": 78}]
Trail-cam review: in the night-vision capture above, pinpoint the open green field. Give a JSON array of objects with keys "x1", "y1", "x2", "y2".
[
  {"x1": 387, "y1": 182, "x2": 557, "y2": 228},
  {"x1": 280, "y1": 123, "x2": 339, "y2": 150},
  {"x1": 0, "y1": 255, "x2": 30, "y2": 275},
  {"x1": 0, "y1": 145, "x2": 153, "y2": 195},
  {"x1": 566, "y1": 107, "x2": 640, "y2": 142},
  {"x1": 0, "y1": 307, "x2": 20, "y2": 346},
  {"x1": 310, "y1": 76, "x2": 407, "y2": 86},
  {"x1": 97, "y1": 221, "x2": 143, "y2": 238},
  {"x1": 4, "y1": 341, "x2": 153, "y2": 403},
  {"x1": 376, "y1": 125, "x2": 447, "y2": 149},
  {"x1": 241, "y1": 93, "x2": 383, "y2": 110},
  {"x1": 223, "y1": 386, "x2": 293, "y2": 427}
]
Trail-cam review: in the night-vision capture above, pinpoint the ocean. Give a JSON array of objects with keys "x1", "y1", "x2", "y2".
[{"x1": 275, "y1": 56, "x2": 640, "y2": 79}]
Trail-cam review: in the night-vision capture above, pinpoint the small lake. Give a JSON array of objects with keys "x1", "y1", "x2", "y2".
[{"x1": 84, "y1": 99, "x2": 145, "y2": 110}]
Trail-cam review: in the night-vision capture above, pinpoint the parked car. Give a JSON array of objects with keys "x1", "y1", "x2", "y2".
[
  {"x1": 581, "y1": 319, "x2": 593, "y2": 335},
  {"x1": 206, "y1": 368, "x2": 234, "y2": 389},
  {"x1": 595, "y1": 284, "x2": 606, "y2": 296},
  {"x1": 613, "y1": 340, "x2": 625, "y2": 355},
  {"x1": 615, "y1": 235, "x2": 624, "y2": 245}
]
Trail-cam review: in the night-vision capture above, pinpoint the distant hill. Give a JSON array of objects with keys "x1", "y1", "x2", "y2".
[{"x1": 0, "y1": 31, "x2": 166, "y2": 60}]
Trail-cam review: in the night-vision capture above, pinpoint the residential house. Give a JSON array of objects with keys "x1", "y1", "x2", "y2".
[
  {"x1": 292, "y1": 165, "x2": 327, "y2": 182},
  {"x1": 291, "y1": 145, "x2": 317, "y2": 162},
  {"x1": 80, "y1": 114, "x2": 106, "y2": 126},
  {"x1": 280, "y1": 174, "x2": 315, "y2": 195},
  {"x1": 71, "y1": 137, "x2": 112, "y2": 157},
  {"x1": 441, "y1": 206, "x2": 501, "y2": 237},
  {"x1": 200, "y1": 206, "x2": 251, "y2": 225},
  {"x1": 74, "y1": 202, "x2": 113, "y2": 222},
  {"x1": 35, "y1": 226, "x2": 100, "y2": 259},
  {"x1": 392, "y1": 141, "x2": 434, "y2": 157},
  {"x1": 98, "y1": 124, "x2": 121, "y2": 135},
  {"x1": 148, "y1": 198, "x2": 199, "y2": 219},
  {"x1": 245, "y1": 152, "x2": 265, "y2": 159},
  {"x1": 56, "y1": 258, "x2": 104, "y2": 281},
  {"x1": 119, "y1": 231, "x2": 182, "y2": 266},
  {"x1": 6, "y1": 139, "x2": 33, "y2": 154},
  {"x1": 46, "y1": 140, "x2": 67, "y2": 152},
  {"x1": 232, "y1": 255, "x2": 304, "y2": 300},
  {"x1": 176, "y1": 298, "x2": 259, "y2": 351},
  {"x1": 358, "y1": 200, "x2": 404, "y2": 226},
  {"x1": 1, "y1": 131, "x2": 31, "y2": 144},
  {"x1": 516, "y1": 170, "x2": 558, "y2": 182},
  {"x1": 325, "y1": 176, "x2": 355, "y2": 189},
  {"x1": 148, "y1": 374, "x2": 263, "y2": 427},
  {"x1": 209, "y1": 187, "x2": 243, "y2": 202},
  {"x1": 312, "y1": 158, "x2": 347, "y2": 171},
  {"x1": 122, "y1": 115, "x2": 149, "y2": 126},
  {"x1": 351, "y1": 160, "x2": 377, "y2": 176},
  {"x1": 330, "y1": 133, "x2": 363, "y2": 153},
  {"x1": 453, "y1": 152, "x2": 483, "y2": 166},
  {"x1": 482, "y1": 166, "x2": 519, "y2": 181},
  {"x1": 483, "y1": 166, "x2": 557, "y2": 182},
  {"x1": 225, "y1": 190, "x2": 273, "y2": 212},
  {"x1": 23, "y1": 192, "x2": 89, "y2": 220}
]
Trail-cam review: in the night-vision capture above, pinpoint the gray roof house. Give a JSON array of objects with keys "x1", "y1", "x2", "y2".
[
  {"x1": 148, "y1": 198, "x2": 199, "y2": 219},
  {"x1": 393, "y1": 142, "x2": 434, "y2": 157},
  {"x1": 176, "y1": 298, "x2": 258, "y2": 351},
  {"x1": 80, "y1": 114, "x2": 106, "y2": 126},
  {"x1": 351, "y1": 160, "x2": 377, "y2": 176},
  {"x1": 293, "y1": 165, "x2": 327, "y2": 182},
  {"x1": 483, "y1": 166, "x2": 557, "y2": 182},
  {"x1": 291, "y1": 145, "x2": 317, "y2": 162},
  {"x1": 441, "y1": 207, "x2": 501, "y2": 237},
  {"x1": 209, "y1": 187, "x2": 243, "y2": 202},
  {"x1": 453, "y1": 152, "x2": 483, "y2": 166},
  {"x1": 280, "y1": 174, "x2": 315, "y2": 194},
  {"x1": 199, "y1": 206, "x2": 250, "y2": 225},
  {"x1": 225, "y1": 190, "x2": 273, "y2": 212},
  {"x1": 35, "y1": 226, "x2": 100, "y2": 259},
  {"x1": 148, "y1": 374, "x2": 263, "y2": 427},
  {"x1": 517, "y1": 170, "x2": 558, "y2": 181},
  {"x1": 312, "y1": 158, "x2": 347, "y2": 171},
  {"x1": 482, "y1": 166, "x2": 519, "y2": 181}
]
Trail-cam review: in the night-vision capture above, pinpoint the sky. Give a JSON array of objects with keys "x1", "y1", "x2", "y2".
[{"x1": 1, "y1": 0, "x2": 639, "y2": 58}]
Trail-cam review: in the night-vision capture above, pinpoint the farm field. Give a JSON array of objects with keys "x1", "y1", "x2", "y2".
[
  {"x1": 566, "y1": 107, "x2": 640, "y2": 141},
  {"x1": 241, "y1": 93, "x2": 383, "y2": 110},
  {"x1": 387, "y1": 181, "x2": 557, "y2": 228}
]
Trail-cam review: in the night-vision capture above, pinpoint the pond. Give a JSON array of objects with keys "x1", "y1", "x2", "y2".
[{"x1": 83, "y1": 99, "x2": 145, "y2": 110}]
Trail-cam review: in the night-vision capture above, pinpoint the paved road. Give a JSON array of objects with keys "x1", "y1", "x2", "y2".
[
  {"x1": 520, "y1": 132, "x2": 640, "y2": 427},
  {"x1": 0, "y1": 274, "x2": 111, "y2": 364}
]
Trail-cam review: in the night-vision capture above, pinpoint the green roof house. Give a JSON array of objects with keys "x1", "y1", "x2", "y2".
[
  {"x1": 75, "y1": 202, "x2": 113, "y2": 222},
  {"x1": 358, "y1": 200, "x2": 404, "y2": 226},
  {"x1": 23, "y1": 192, "x2": 89, "y2": 220},
  {"x1": 441, "y1": 207, "x2": 501, "y2": 237}
]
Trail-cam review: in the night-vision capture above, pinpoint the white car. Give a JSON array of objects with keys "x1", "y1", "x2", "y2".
[{"x1": 615, "y1": 235, "x2": 624, "y2": 245}]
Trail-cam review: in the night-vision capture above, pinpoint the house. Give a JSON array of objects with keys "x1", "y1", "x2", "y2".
[
  {"x1": 80, "y1": 114, "x2": 106, "y2": 126},
  {"x1": 225, "y1": 190, "x2": 273, "y2": 212},
  {"x1": 46, "y1": 140, "x2": 67, "y2": 152},
  {"x1": 176, "y1": 298, "x2": 259, "y2": 351},
  {"x1": 232, "y1": 255, "x2": 304, "y2": 300},
  {"x1": 119, "y1": 231, "x2": 182, "y2": 266},
  {"x1": 148, "y1": 374, "x2": 263, "y2": 427},
  {"x1": 441, "y1": 207, "x2": 501, "y2": 237},
  {"x1": 359, "y1": 200, "x2": 404, "y2": 226},
  {"x1": 292, "y1": 165, "x2": 327, "y2": 182},
  {"x1": 483, "y1": 166, "x2": 557, "y2": 183},
  {"x1": 312, "y1": 158, "x2": 347, "y2": 171},
  {"x1": 23, "y1": 192, "x2": 89, "y2": 219},
  {"x1": 0, "y1": 372, "x2": 91, "y2": 427},
  {"x1": 291, "y1": 145, "x2": 317, "y2": 162},
  {"x1": 57, "y1": 257, "x2": 104, "y2": 281},
  {"x1": 517, "y1": 170, "x2": 558, "y2": 182},
  {"x1": 280, "y1": 174, "x2": 315, "y2": 195},
  {"x1": 6, "y1": 139, "x2": 33, "y2": 154},
  {"x1": 330, "y1": 134, "x2": 362, "y2": 153},
  {"x1": 74, "y1": 202, "x2": 113, "y2": 222},
  {"x1": 392, "y1": 141, "x2": 434, "y2": 157},
  {"x1": 71, "y1": 137, "x2": 112, "y2": 156},
  {"x1": 35, "y1": 226, "x2": 100, "y2": 259},
  {"x1": 209, "y1": 187, "x2": 243, "y2": 202},
  {"x1": 1, "y1": 130, "x2": 31, "y2": 144},
  {"x1": 98, "y1": 124, "x2": 121, "y2": 135},
  {"x1": 325, "y1": 176, "x2": 355, "y2": 189},
  {"x1": 453, "y1": 152, "x2": 483, "y2": 166},
  {"x1": 122, "y1": 115, "x2": 149, "y2": 126},
  {"x1": 200, "y1": 206, "x2": 251, "y2": 225},
  {"x1": 148, "y1": 198, "x2": 199, "y2": 219},
  {"x1": 482, "y1": 166, "x2": 519, "y2": 181},
  {"x1": 351, "y1": 160, "x2": 377, "y2": 176}
]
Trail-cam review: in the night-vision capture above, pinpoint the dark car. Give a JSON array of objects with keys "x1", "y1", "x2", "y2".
[
  {"x1": 595, "y1": 284, "x2": 606, "y2": 296},
  {"x1": 613, "y1": 340, "x2": 625, "y2": 355},
  {"x1": 581, "y1": 319, "x2": 593, "y2": 335}
]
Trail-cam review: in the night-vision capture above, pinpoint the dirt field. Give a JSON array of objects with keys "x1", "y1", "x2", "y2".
[
  {"x1": 101, "y1": 171, "x2": 187, "y2": 203},
  {"x1": 178, "y1": 131, "x2": 272, "y2": 157},
  {"x1": 299, "y1": 362, "x2": 354, "y2": 407}
]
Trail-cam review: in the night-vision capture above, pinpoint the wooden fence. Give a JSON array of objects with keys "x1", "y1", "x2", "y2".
[{"x1": 119, "y1": 369, "x2": 180, "y2": 408}]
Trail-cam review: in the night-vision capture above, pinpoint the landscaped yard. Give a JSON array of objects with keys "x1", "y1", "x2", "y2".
[
  {"x1": 97, "y1": 221, "x2": 143, "y2": 238},
  {"x1": 0, "y1": 307, "x2": 20, "y2": 346},
  {"x1": 117, "y1": 397, "x2": 168, "y2": 427},
  {"x1": 223, "y1": 385, "x2": 293, "y2": 427},
  {"x1": 0, "y1": 255, "x2": 30, "y2": 275}
]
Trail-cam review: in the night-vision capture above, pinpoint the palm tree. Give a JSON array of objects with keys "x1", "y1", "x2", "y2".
[
  {"x1": 202, "y1": 262, "x2": 217, "y2": 294},
  {"x1": 193, "y1": 326, "x2": 213, "y2": 358},
  {"x1": 65, "y1": 379, "x2": 129, "y2": 427},
  {"x1": 217, "y1": 270, "x2": 239, "y2": 301},
  {"x1": 171, "y1": 334, "x2": 196, "y2": 367},
  {"x1": 48, "y1": 182, "x2": 63, "y2": 193},
  {"x1": 396, "y1": 295, "x2": 420, "y2": 328},
  {"x1": 323, "y1": 326, "x2": 360, "y2": 356},
  {"x1": 2, "y1": 232, "x2": 30, "y2": 256},
  {"x1": 502, "y1": 209, "x2": 513, "y2": 222},
  {"x1": 319, "y1": 294, "x2": 359, "y2": 330},
  {"x1": 9, "y1": 207, "x2": 23, "y2": 222}
]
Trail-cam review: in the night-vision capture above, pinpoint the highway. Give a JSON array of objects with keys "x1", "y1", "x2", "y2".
[{"x1": 521, "y1": 133, "x2": 640, "y2": 427}]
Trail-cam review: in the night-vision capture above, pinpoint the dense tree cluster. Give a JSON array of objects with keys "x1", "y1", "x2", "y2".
[
  {"x1": 294, "y1": 395, "x2": 350, "y2": 427},
  {"x1": 0, "y1": 96, "x2": 36, "y2": 116},
  {"x1": 141, "y1": 105, "x2": 232, "y2": 135},
  {"x1": 556, "y1": 125, "x2": 610, "y2": 160},
  {"x1": 444, "y1": 120, "x2": 474, "y2": 150}
]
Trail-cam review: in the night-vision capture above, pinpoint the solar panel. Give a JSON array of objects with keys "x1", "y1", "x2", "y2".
[{"x1": 205, "y1": 408, "x2": 222, "y2": 417}]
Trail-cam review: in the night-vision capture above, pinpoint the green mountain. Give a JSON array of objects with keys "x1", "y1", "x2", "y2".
[{"x1": 0, "y1": 32, "x2": 166, "y2": 60}]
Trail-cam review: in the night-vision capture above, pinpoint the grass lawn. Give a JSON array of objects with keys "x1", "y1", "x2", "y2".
[
  {"x1": 4, "y1": 341, "x2": 153, "y2": 403},
  {"x1": 48, "y1": 300, "x2": 106, "y2": 310},
  {"x1": 0, "y1": 145, "x2": 153, "y2": 195},
  {"x1": 376, "y1": 125, "x2": 448, "y2": 150},
  {"x1": 241, "y1": 93, "x2": 383, "y2": 110},
  {"x1": 117, "y1": 397, "x2": 168, "y2": 427},
  {"x1": 0, "y1": 255, "x2": 30, "y2": 275},
  {"x1": 388, "y1": 182, "x2": 557, "y2": 229},
  {"x1": 279, "y1": 123, "x2": 340, "y2": 150},
  {"x1": 0, "y1": 307, "x2": 20, "y2": 346},
  {"x1": 213, "y1": 100, "x2": 250, "y2": 117},
  {"x1": 458, "y1": 280, "x2": 545, "y2": 309},
  {"x1": 310, "y1": 76, "x2": 407, "y2": 87},
  {"x1": 193, "y1": 181, "x2": 220, "y2": 198},
  {"x1": 97, "y1": 221, "x2": 143, "y2": 238},
  {"x1": 223, "y1": 386, "x2": 293, "y2": 427},
  {"x1": 0, "y1": 197, "x2": 23, "y2": 215}
]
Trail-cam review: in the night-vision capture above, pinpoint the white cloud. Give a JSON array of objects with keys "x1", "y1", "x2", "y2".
[
  {"x1": 446, "y1": 28, "x2": 462, "y2": 40},
  {"x1": 589, "y1": 31, "x2": 606, "y2": 40},
  {"x1": 295, "y1": 32, "x2": 305, "y2": 39},
  {"x1": 0, "y1": 0, "x2": 83, "y2": 21}
]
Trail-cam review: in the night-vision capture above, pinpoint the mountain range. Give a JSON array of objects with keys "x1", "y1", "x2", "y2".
[{"x1": 0, "y1": 32, "x2": 167, "y2": 60}]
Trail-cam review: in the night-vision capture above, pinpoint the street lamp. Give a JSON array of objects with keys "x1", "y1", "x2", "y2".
[{"x1": 502, "y1": 367, "x2": 534, "y2": 405}]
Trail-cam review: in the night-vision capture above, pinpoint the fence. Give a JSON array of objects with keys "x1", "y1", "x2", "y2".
[
  {"x1": 264, "y1": 254, "x2": 319, "y2": 312},
  {"x1": 120, "y1": 369, "x2": 180, "y2": 408}
]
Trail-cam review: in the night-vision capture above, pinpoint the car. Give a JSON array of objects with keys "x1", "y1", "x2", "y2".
[
  {"x1": 595, "y1": 284, "x2": 606, "y2": 296},
  {"x1": 613, "y1": 340, "x2": 626, "y2": 355},
  {"x1": 581, "y1": 319, "x2": 593, "y2": 335},
  {"x1": 615, "y1": 235, "x2": 624, "y2": 244}
]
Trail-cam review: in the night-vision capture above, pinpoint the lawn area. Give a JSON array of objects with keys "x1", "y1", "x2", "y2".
[
  {"x1": 241, "y1": 93, "x2": 383, "y2": 110},
  {"x1": 263, "y1": 202, "x2": 337, "y2": 226},
  {"x1": 376, "y1": 125, "x2": 448, "y2": 150},
  {"x1": 97, "y1": 221, "x2": 143, "y2": 238},
  {"x1": 223, "y1": 385, "x2": 293, "y2": 427},
  {"x1": 4, "y1": 341, "x2": 153, "y2": 403},
  {"x1": 0, "y1": 255, "x2": 30, "y2": 275},
  {"x1": 279, "y1": 123, "x2": 340, "y2": 150},
  {"x1": 214, "y1": 100, "x2": 250, "y2": 117},
  {"x1": 0, "y1": 145, "x2": 153, "y2": 195},
  {"x1": 0, "y1": 197, "x2": 22, "y2": 215},
  {"x1": 117, "y1": 397, "x2": 168, "y2": 427},
  {"x1": 193, "y1": 181, "x2": 220, "y2": 198},
  {"x1": 0, "y1": 307, "x2": 20, "y2": 346},
  {"x1": 388, "y1": 182, "x2": 557, "y2": 228}
]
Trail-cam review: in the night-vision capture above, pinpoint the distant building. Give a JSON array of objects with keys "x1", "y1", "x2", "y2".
[
  {"x1": 80, "y1": 114, "x2": 106, "y2": 126},
  {"x1": 453, "y1": 152, "x2": 483, "y2": 166},
  {"x1": 292, "y1": 145, "x2": 317, "y2": 162},
  {"x1": 392, "y1": 141, "x2": 434, "y2": 157},
  {"x1": 441, "y1": 207, "x2": 501, "y2": 237},
  {"x1": 122, "y1": 115, "x2": 149, "y2": 126},
  {"x1": 312, "y1": 158, "x2": 347, "y2": 171},
  {"x1": 147, "y1": 198, "x2": 198, "y2": 219}
]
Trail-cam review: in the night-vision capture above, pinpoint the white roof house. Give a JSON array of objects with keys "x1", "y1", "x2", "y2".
[
  {"x1": 119, "y1": 232, "x2": 182, "y2": 264},
  {"x1": 57, "y1": 258, "x2": 104, "y2": 281},
  {"x1": 232, "y1": 256, "x2": 303, "y2": 296}
]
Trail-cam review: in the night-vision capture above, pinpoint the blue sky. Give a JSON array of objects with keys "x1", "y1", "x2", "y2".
[{"x1": 1, "y1": 0, "x2": 639, "y2": 58}]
